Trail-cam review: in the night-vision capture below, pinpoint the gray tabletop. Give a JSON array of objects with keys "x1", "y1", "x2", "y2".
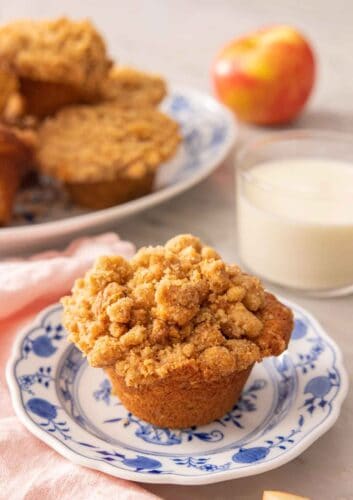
[{"x1": 2, "y1": 1, "x2": 352, "y2": 499}]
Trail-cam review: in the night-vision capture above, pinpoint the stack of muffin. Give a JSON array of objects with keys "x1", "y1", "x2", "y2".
[{"x1": 0, "y1": 17, "x2": 180, "y2": 224}]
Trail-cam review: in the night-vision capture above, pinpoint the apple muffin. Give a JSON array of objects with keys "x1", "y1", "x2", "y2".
[
  {"x1": 0, "y1": 17, "x2": 111, "y2": 117},
  {"x1": 36, "y1": 103, "x2": 180, "y2": 209},
  {"x1": 100, "y1": 66, "x2": 167, "y2": 108},
  {"x1": 0, "y1": 124, "x2": 37, "y2": 224},
  {"x1": 62, "y1": 234, "x2": 293, "y2": 428}
]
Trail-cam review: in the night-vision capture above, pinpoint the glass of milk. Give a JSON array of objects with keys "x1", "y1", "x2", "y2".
[{"x1": 236, "y1": 130, "x2": 353, "y2": 297}]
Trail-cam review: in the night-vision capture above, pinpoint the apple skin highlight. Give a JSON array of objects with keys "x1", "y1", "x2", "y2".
[{"x1": 212, "y1": 26, "x2": 316, "y2": 125}]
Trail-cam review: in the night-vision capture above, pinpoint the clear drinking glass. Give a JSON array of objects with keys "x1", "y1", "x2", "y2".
[{"x1": 236, "y1": 130, "x2": 353, "y2": 297}]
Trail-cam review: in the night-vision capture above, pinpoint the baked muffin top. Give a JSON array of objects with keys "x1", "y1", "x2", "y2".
[
  {"x1": 62, "y1": 235, "x2": 293, "y2": 387},
  {"x1": 100, "y1": 66, "x2": 167, "y2": 108},
  {"x1": 0, "y1": 17, "x2": 110, "y2": 95},
  {"x1": 37, "y1": 103, "x2": 180, "y2": 183}
]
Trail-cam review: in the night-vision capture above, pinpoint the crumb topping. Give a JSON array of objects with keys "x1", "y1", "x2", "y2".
[
  {"x1": 37, "y1": 104, "x2": 180, "y2": 182},
  {"x1": 62, "y1": 235, "x2": 280, "y2": 387},
  {"x1": 0, "y1": 17, "x2": 111, "y2": 94},
  {"x1": 100, "y1": 66, "x2": 167, "y2": 108}
]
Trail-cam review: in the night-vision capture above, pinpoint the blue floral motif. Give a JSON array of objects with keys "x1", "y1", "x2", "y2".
[
  {"x1": 122, "y1": 456, "x2": 162, "y2": 471},
  {"x1": 104, "y1": 411, "x2": 224, "y2": 446},
  {"x1": 172, "y1": 457, "x2": 231, "y2": 472},
  {"x1": 12, "y1": 301, "x2": 346, "y2": 480},
  {"x1": 217, "y1": 379, "x2": 266, "y2": 429},
  {"x1": 27, "y1": 397, "x2": 57, "y2": 419},
  {"x1": 28, "y1": 398, "x2": 164, "y2": 475},
  {"x1": 32, "y1": 336, "x2": 57, "y2": 356},
  {"x1": 22, "y1": 323, "x2": 63, "y2": 358},
  {"x1": 210, "y1": 124, "x2": 227, "y2": 148},
  {"x1": 292, "y1": 319, "x2": 308, "y2": 340},
  {"x1": 169, "y1": 94, "x2": 191, "y2": 114},
  {"x1": 27, "y1": 397, "x2": 72, "y2": 440},
  {"x1": 233, "y1": 446, "x2": 270, "y2": 463},
  {"x1": 26, "y1": 393, "x2": 164, "y2": 474},
  {"x1": 93, "y1": 379, "x2": 112, "y2": 405},
  {"x1": 91, "y1": 448, "x2": 162, "y2": 473},
  {"x1": 18, "y1": 366, "x2": 53, "y2": 394},
  {"x1": 302, "y1": 371, "x2": 339, "y2": 414},
  {"x1": 57, "y1": 346, "x2": 86, "y2": 427},
  {"x1": 184, "y1": 129, "x2": 202, "y2": 155},
  {"x1": 295, "y1": 336, "x2": 325, "y2": 374},
  {"x1": 232, "y1": 414, "x2": 305, "y2": 464},
  {"x1": 264, "y1": 355, "x2": 296, "y2": 432},
  {"x1": 77, "y1": 442, "x2": 164, "y2": 474}
]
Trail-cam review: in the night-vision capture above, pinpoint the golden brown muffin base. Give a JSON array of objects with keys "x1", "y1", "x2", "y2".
[
  {"x1": 0, "y1": 65, "x2": 17, "y2": 113},
  {"x1": 106, "y1": 365, "x2": 253, "y2": 429},
  {"x1": 0, "y1": 125, "x2": 35, "y2": 224},
  {"x1": 0, "y1": 162, "x2": 22, "y2": 225},
  {"x1": 104, "y1": 292, "x2": 293, "y2": 428},
  {"x1": 20, "y1": 78, "x2": 84, "y2": 118},
  {"x1": 66, "y1": 171, "x2": 154, "y2": 209}
]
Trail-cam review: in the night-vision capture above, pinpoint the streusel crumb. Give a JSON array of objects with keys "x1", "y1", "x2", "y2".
[{"x1": 62, "y1": 235, "x2": 273, "y2": 387}]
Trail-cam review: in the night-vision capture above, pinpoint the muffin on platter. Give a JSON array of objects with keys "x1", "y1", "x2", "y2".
[
  {"x1": 0, "y1": 17, "x2": 111, "y2": 117},
  {"x1": 100, "y1": 66, "x2": 167, "y2": 108},
  {"x1": 36, "y1": 103, "x2": 180, "y2": 209},
  {"x1": 62, "y1": 235, "x2": 293, "y2": 428}
]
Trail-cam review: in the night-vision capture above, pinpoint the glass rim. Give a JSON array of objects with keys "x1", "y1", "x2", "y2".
[{"x1": 237, "y1": 129, "x2": 353, "y2": 198}]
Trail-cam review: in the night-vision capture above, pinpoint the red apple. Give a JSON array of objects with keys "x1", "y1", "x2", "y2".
[{"x1": 212, "y1": 26, "x2": 316, "y2": 125}]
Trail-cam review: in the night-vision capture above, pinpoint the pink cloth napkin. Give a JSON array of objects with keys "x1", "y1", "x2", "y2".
[{"x1": 0, "y1": 233, "x2": 160, "y2": 500}]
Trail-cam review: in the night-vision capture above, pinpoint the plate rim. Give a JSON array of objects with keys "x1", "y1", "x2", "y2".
[
  {"x1": 6, "y1": 298, "x2": 349, "y2": 485},
  {"x1": 1, "y1": 86, "x2": 237, "y2": 244}
]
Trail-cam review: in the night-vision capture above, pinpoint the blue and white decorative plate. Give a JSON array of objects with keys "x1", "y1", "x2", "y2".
[
  {"x1": 2, "y1": 87, "x2": 237, "y2": 251},
  {"x1": 7, "y1": 299, "x2": 348, "y2": 485}
]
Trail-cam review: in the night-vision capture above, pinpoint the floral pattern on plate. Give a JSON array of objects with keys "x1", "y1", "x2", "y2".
[{"x1": 7, "y1": 299, "x2": 348, "y2": 484}]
